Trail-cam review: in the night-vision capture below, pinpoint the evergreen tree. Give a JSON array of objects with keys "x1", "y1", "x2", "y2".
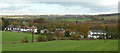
[{"x1": 65, "y1": 31, "x2": 71, "y2": 37}]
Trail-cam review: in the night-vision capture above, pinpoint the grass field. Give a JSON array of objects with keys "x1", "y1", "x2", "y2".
[
  {"x1": 2, "y1": 31, "x2": 39, "y2": 42},
  {"x1": 2, "y1": 31, "x2": 118, "y2": 51},
  {"x1": 62, "y1": 18, "x2": 92, "y2": 22}
]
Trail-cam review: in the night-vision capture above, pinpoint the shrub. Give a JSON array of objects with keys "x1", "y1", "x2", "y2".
[
  {"x1": 65, "y1": 31, "x2": 71, "y2": 37},
  {"x1": 37, "y1": 35, "x2": 47, "y2": 42},
  {"x1": 97, "y1": 35, "x2": 104, "y2": 39},
  {"x1": 47, "y1": 36, "x2": 54, "y2": 41},
  {"x1": 90, "y1": 37, "x2": 94, "y2": 39},
  {"x1": 64, "y1": 37, "x2": 73, "y2": 40},
  {"x1": 58, "y1": 36, "x2": 66, "y2": 40},
  {"x1": 21, "y1": 39, "x2": 25, "y2": 43},
  {"x1": 46, "y1": 33, "x2": 56, "y2": 41},
  {"x1": 53, "y1": 36, "x2": 58, "y2": 40},
  {"x1": 89, "y1": 37, "x2": 96, "y2": 40},
  {"x1": 71, "y1": 34, "x2": 80, "y2": 40},
  {"x1": 47, "y1": 35, "x2": 57, "y2": 41}
]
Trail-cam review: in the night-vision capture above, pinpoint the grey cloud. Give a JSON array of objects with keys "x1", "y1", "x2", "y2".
[
  {"x1": 0, "y1": 1, "x2": 118, "y2": 15},
  {"x1": 39, "y1": 2, "x2": 118, "y2": 13},
  {"x1": 0, "y1": 4, "x2": 29, "y2": 10}
]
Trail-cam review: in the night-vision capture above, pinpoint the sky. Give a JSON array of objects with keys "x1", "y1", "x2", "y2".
[{"x1": 0, "y1": 0, "x2": 120, "y2": 15}]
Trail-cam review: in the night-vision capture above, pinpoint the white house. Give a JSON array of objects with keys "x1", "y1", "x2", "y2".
[
  {"x1": 80, "y1": 35, "x2": 84, "y2": 39},
  {"x1": 88, "y1": 30, "x2": 107, "y2": 39},
  {"x1": 30, "y1": 26, "x2": 38, "y2": 33},
  {"x1": 5, "y1": 25, "x2": 14, "y2": 31},
  {"x1": 40, "y1": 29, "x2": 49, "y2": 34},
  {"x1": 5, "y1": 25, "x2": 38, "y2": 33},
  {"x1": 55, "y1": 28, "x2": 65, "y2": 33},
  {"x1": 13, "y1": 25, "x2": 21, "y2": 31}
]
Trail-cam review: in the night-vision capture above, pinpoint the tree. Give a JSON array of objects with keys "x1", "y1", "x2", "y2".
[
  {"x1": 56, "y1": 30, "x2": 62, "y2": 37},
  {"x1": 107, "y1": 25, "x2": 118, "y2": 39},
  {"x1": 31, "y1": 26, "x2": 37, "y2": 42},
  {"x1": 29, "y1": 24, "x2": 32, "y2": 27},
  {"x1": 71, "y1": 23, "x2": 77, "y2": 32},
  {"x1": 32, "y1": 29, "x2": 34, "y2": 42},
  {"x1": 105, "y1": 26, "x2": 108, "y2": 32},
  {"x1": 65, "y1": 30, "x2": 71, "y2": 37},
  {"x1": 13, "y1": 21, "x2": 19, "y2": 26},
  {"x1": 1, "y1": 17, "x2": 10, "y2": 30},
  {"x1": 78, "y1": 22, "x2": 90, "y2": 38},
  {"x1": 101, "y1": 24, "x2": 105, "y2": 30},
  {"x1": 48, "y1": 28, "x2": 54, "y2": 32},
  {"x1": 33, "y1": 18, "x2": 46, "y2": 24},
  {"x1": 2, "y1": 20, "x2": 5, "y2": 30}
]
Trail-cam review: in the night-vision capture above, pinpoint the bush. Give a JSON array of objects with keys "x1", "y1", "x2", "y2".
[
  {"x1": 46, "y1": 33, "x2": 56, "y2": 41},
  {"x1": 37, "y1": 35, "x2": 47, "y2": 42},
  {"x1": 64, "y1": 37, "x2": 71, "y2": 40},
  {"x1": 89, "y1": 37, "x2": 96, "y2": 40},
  {"x1": 21, "y1": 39, "x2": 25, "y2": 43},
  {"x1": 47, "y1": 36, "x2": 54, "y2": 41},
  {"x1": 58, "y1": 36, "x2": 66, "y2": 40},
  {"x1": 53, "y1": 36, "x2": 58, "y2": 40},
  {"x1": 71, "y1": 34, "x2": 80, "y2": 40},
  {"x1": 97, "y1": 35, "x2": 104, "y2": 39},
  {"x1": 65, "y1": 31, "x2": 71, "y2": 37}
]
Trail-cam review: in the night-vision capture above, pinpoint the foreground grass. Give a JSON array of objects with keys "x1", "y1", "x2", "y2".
[
  {"x1": 3, "y1": 40, "x2": 118, "y2": 51},
  {"x1": 2, "y1": 31, "x2": 118, "y2": 51}
]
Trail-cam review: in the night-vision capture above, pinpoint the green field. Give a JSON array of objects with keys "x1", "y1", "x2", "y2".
[
  {"x1": 2, "y1": 31, "x2": 39, "y2": 43},
  {"x1": 2, "y1": 31, "x2": 118, "y2": 51},
  {"x1": 62, "y1": 18, "x2": 92, "y2": 22}
]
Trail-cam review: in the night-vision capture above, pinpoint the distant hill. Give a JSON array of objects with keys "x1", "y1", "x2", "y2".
[{"x1": 0, "y1": 13, "x2": 119, "y2": 22}]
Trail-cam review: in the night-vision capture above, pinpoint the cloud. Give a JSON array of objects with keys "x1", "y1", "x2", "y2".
[{"x1": 0, "y1": 0, "x2": 119, "y2": 15}]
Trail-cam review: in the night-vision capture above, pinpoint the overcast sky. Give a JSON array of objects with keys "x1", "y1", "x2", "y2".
[{"x1": 0, "y1": 0, "x2": 120, "y2": 15}]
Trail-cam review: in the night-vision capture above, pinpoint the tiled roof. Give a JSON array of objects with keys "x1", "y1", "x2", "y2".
[
  {"x1": 6, "y1": 25, "x2": 14, "y2": 28},
  {"x1": 31, "y1": 26, "x2": 37, "y2": 29},
  {"x1": 90, "y1": 30, "x2": 106, "y2": 33}
]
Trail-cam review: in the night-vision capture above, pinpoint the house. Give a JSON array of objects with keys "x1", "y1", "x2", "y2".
[
  {"x1": 20, "y1": 26, "x2": 31, "y2": 32},
  {"x1": 5, "y1": 25, "x2": 14, "y2": 31},
  {"x1": 40, "y1": 29, "x2": 49, "y2": 34},
  {"x1": 70, "y1": 32, "x2": 77, "y2": 35},
  {"x1": 56, "y1": 28, "x2": 65, "y2": 33},
  {"x1": 5, "y1": 25, "x2": 38, "y2": 33},
  {"x1": 31, "y1": 26, "x2": 38, "y2": 33},
  {"x1": 80, "y1": 35, "x2": 84, "y2": 39},
  {"x1": 55, "y1": 28, "x2": 65, "y2": 35},
  {"x1": 13, "y1": 25, "x2": 21, "y2": 31},
  {"x1": 88, "y1": 30, "x2": 107, "y2": 39}
]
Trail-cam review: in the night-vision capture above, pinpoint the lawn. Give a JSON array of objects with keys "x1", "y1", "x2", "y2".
[
  {"x1": 2, "y1": 31, "x2": 118, "y2": 51},
  {"x1": 2, "y1": 31, "x2": 39, "y2": 42}
]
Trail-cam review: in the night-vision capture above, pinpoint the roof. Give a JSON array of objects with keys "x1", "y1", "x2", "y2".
[
  {"x1": 24, "y1": 26, "x2": 31, "y2": 29},
  {"x1": 6, "y1": 25, "x2": 14, "y2": 28},
  {"x1": 90, "y1": 30, "x2": 106, "y2": 33},
  {"x1": 41, "y1": 29, "x2": 48, "y2": 31},
  {"x1": 6, "y1": 25, "x2": 37, "y2": 29},
  {"x1": 15, "y1": 25, "x2": 21, "y2": 28},
  {"x1": 31, "y1": 26, "x2": 37, "y2": 29},
  {"x1": 56, "y1": 28, "x2": 64, "y2": 30},
  {"x1": 92, "y1": 34, "x2": 104, "y2": 36}
]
